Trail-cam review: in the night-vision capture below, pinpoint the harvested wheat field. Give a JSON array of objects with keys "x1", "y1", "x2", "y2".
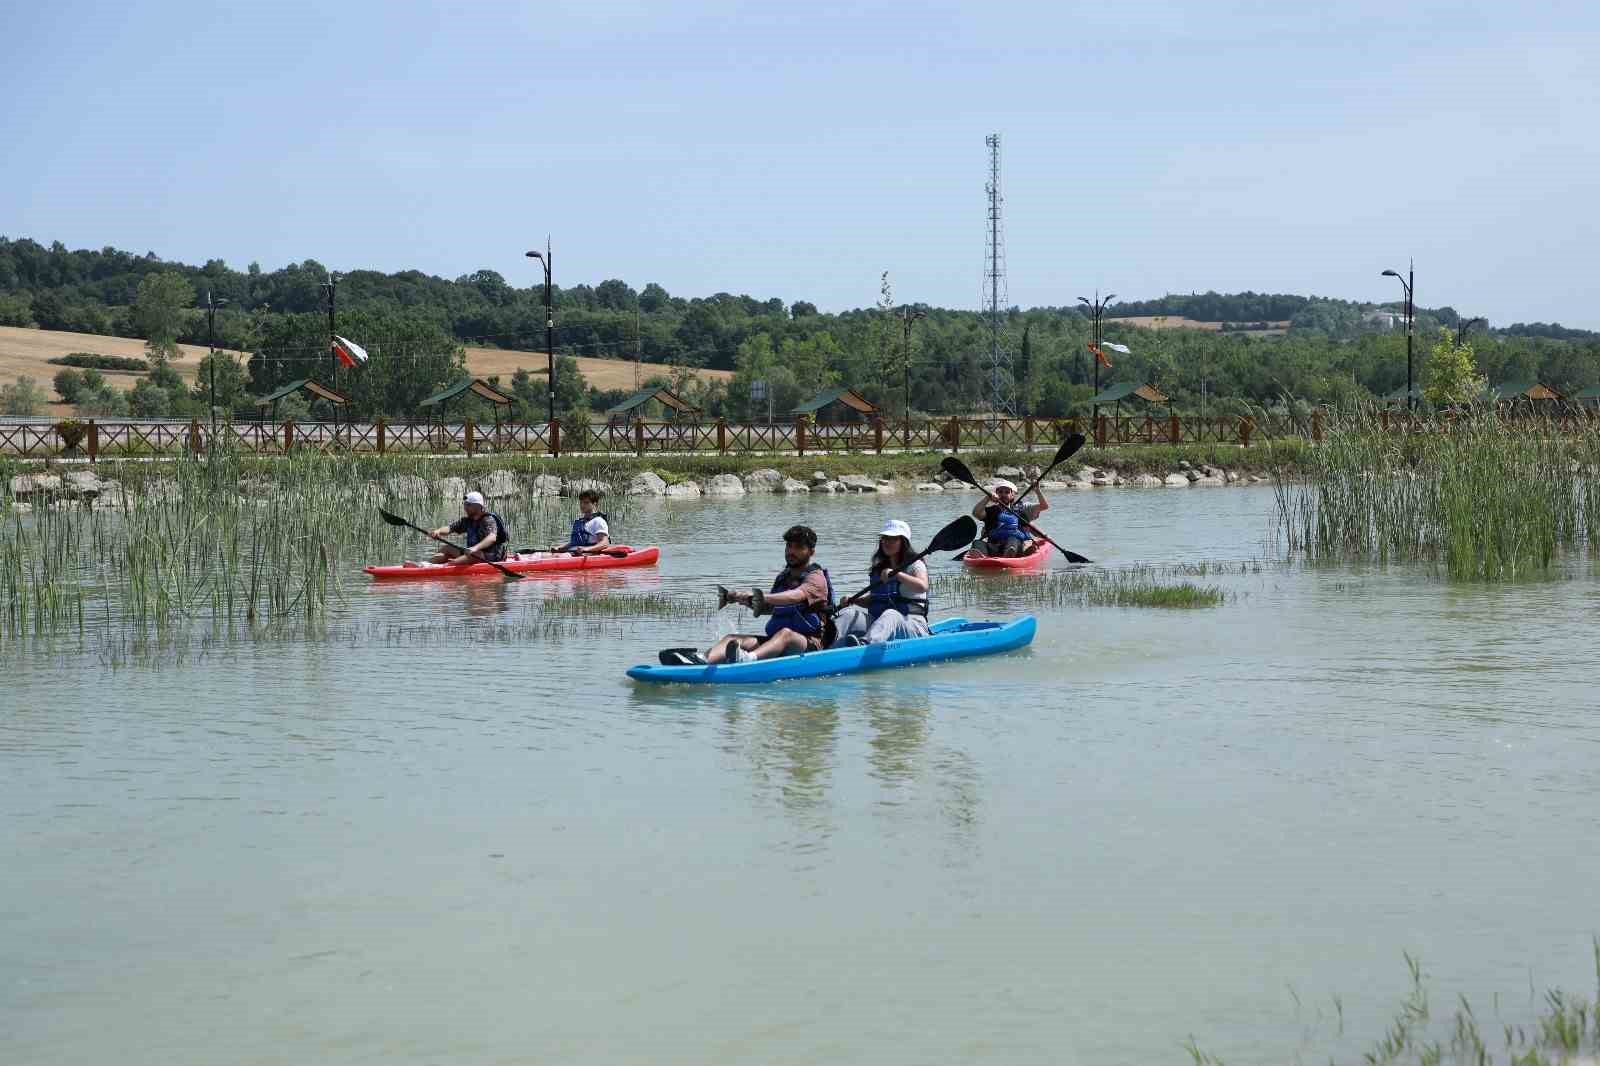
[{"x1": 0, "y1": 326, "x2": 730, "y2": 416}]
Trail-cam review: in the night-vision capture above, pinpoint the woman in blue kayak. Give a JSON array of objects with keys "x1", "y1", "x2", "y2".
[
  {"x1": 665, "y1": 525, "x2": 833, "y2": 666},
  {"x1": 548, "y1": 488, "x2": 611, "y2": 555},
  {"x1": 829, "y1": 519, "x2": 930, "y2": 646},
  {"x1": 428, "y1": 491, "x2": 510, "y2": 565}
]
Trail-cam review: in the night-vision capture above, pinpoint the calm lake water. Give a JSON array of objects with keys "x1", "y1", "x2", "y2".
[{"x1": 4, "y1": 485, "x2": 1599, "y2": 1065}]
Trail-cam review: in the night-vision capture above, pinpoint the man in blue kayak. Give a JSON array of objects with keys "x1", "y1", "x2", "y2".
[
  {"x1": 968, "y1": 478, "x2": 1049, "y2": 557},
  {"x1": 428, "y1": 491, "x2": 509, "y2": 565},
  {"x1": 665, "y1": 525, "x2": 832, "y2": 665},
  {"x1": 548, "y1": 488, "x2": 611, "y2": 555}
]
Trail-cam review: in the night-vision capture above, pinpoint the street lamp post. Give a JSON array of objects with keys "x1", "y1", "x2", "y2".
[
  {"x1": 525, "y1": 241, "x2": 556, "y2": 451},
  {"x1": 898, "y1": 306, "x2": 925, "y2": 446},
  {"x1": 1381, "y1": 262, "x2": 1414, "y2": 411},
  {"x1": 205, "y1": 291, "x2": 228, "y2": 430},
  {"x1": 1455, "y1": 316, "x2": 1486, "y2": 349},
  {"x1": 1077, "y1": 291, "x2": 1116, "y2": 423}
]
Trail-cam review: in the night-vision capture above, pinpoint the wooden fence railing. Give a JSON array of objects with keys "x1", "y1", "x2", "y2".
[{"x1": 0, "y1": 412, "x2": 1334, "y2": 459}]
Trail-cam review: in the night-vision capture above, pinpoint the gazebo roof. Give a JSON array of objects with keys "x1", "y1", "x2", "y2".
[
  {"x1": 1487, "y1": 381, "x2": 1561, "y2": 402},
  {"x1": 605, "y1": 386, "x2": 701, "y2": 416},
  {"x1": 254, "y1": 378, "x2": 350, "y2": 407},
  {"x1": 418, "y1": 377, "x2": 514, "y2": 408},
  {"x1": 1382, "y1": 384, "x2": 1423, "y2": 403},
  {"x1": 791, "y1": 386, "x2": 878, "y2": 415},
  {"x1": 1572, "y1": 385, "x2": 1600, "y2": 400},
  {"x1": 1088, "y1": 382, "x2": 1169, "y2": 405}
]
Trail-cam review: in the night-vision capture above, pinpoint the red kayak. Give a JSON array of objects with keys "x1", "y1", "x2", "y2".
[
  {"x1": 364, "y1": 545, "x2": 659, "y2": 580},
  {"x1": 961, "y1": 540, "x2": 1053, "y2": 572}
]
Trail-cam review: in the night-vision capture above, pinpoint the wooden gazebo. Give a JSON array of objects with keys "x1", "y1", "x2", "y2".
[
  {"x1": 605, "y1": 385, "x2": 701, "y2": 425},
  {"x1": 418, "y1": 377, "x2": 515, "y2": 422},
  {"x1": 1087, "y1": 381, "x2": 1170, "y2": 418},
  {"x1": 1486, "y1": 381, "x2": 1563, "y2": 408},
  {"x1": 254, "y1": 378, "x2": 350, "y2": 423},
  {"x1": 790, "y1": 386, "x2": 878, "y2": 425}
]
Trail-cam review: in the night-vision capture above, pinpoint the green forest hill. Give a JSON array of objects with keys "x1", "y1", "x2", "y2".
[{"x1": 1, "y1": 236, "x2": 1597, "y2": 424}]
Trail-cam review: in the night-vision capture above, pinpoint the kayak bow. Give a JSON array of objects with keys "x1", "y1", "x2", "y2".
[
  {"x1": 626, "y1": 615, "x2": 1036, "y2": 685},
  {"x1": 961, "y1": 540, "x2": 1054, "y2": 572}
]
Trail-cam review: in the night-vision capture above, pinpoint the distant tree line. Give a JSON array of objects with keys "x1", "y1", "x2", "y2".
[{"x1": 2, "y1": 236, "x2": 1598, "y2": 423}]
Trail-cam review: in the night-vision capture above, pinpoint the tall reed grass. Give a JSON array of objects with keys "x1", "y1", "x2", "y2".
[{"x1": 1275, "y1": 410, "x2": 1600, "y2": 580}]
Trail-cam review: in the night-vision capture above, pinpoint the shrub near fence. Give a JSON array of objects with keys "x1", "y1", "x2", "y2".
[{"x1": 1, "y1": 412, "x2": 1331, "y2": 459}]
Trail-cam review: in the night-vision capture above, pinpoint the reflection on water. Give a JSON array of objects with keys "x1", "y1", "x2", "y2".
[{"x1": 5, "y1": 488, "x2": 1600, "y2": 1066}]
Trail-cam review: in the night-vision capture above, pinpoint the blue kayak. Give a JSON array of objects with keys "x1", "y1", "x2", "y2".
[{"x1": 626, "y1": 616, "x2": 1036, "y2": 685}]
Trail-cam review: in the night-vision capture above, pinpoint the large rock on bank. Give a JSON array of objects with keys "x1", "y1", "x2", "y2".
[
  {"x1": 562, "y1": 478, "x2": 612, "y2": 498},
  {"x1": 627, "y1": 471, "x2": 668, "y2": 496},
  {"x1": 778, "y1": 478, "x2": 810, "y2": 494},
  {"x1": 838, "y1": 474, "x2": 878, "y2": 493},
  {"x1": 10, "y1": 474, "x2": 63, "y2": 496},
  {"x1": 703, "y1": 473, "x2": 747, "y2": 496},
  {"x1": 742, "y1": 468, "x2": 784, "y2": 493},
  {"x1": 385, "y1": 474, "x2": 429, "y2": 499},
  {"x1": 664, "y1": 480, "x2": 703, "y2": 498},
  {"x1": 481, "y1": 470, "x2": 522, "y2": 498}
]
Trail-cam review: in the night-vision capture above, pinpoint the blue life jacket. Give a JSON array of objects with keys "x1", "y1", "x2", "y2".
[
  {"x1": 867, "y1": 563, "x2": 929, "y2": 620},
  {"x1": 765, "y1": 563, "x2": 833, "y2": 638},
  {"x1": 988, "y1": 507, "x2": 1030, "y2": 543},
  {"x1": 570, "y1": 511, "x2": 608, "y2": 547},
  {"x1": 454, "y1": 512, "x2": 509, "y2": 561}
]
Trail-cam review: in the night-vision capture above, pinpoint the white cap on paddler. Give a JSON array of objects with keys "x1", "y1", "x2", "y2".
[
  {"x1": 989, "y1": 478, "x2": 1017, "y2": 493},
  {"x1": 463, "y1": 491, "x2": 486, "y2": 508},
  {"x1": 878, "y1": 519, "x2": 912, "y2": 541}
]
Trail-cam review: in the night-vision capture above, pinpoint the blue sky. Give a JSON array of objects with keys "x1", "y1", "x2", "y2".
[{"x1": 3, "y1": 1, "x2": 1597, "y2": 326}]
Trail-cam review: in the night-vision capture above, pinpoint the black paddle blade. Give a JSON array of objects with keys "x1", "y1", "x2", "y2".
[
  {"x1": 377, "y1": 507, "x2": 409, "y2": 527},
  {"x1": 716, "y1": 584, "x2": 734, "y2": 610},
  {"x1": 927, "y1": 515, "x2": 979, "y2": 554},
  {"x1": 1054, "y1": 433, "x2": 1087, "y2": 466},
  {"x1": 1063, "y1": 550, "x2": 1092, "y2": 564},
  {"x1": 939, "y1": 456, "x2": 979, "y2": 487},
  {"x1": 658, "y1": 647, "x2": 705, "y2": 666}
]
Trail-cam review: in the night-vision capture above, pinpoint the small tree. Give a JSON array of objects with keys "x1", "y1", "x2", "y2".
[
  {"x1": 1424, "y1": 327, "x2": 1486, "y2": 406},
  {"x1": 0, "y1": 376, "x2": 47, "y2": 416},
  {"x1": 53, "y1": 368, "x2": 87, "y2": 403},
  {"x1": 132, "y1": 270, "x2": 196, "y2": 365}
]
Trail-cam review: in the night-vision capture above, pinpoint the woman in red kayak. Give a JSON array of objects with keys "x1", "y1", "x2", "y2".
[{"x1": 428, "y1": 491, "x2": 509, "y2": 565}]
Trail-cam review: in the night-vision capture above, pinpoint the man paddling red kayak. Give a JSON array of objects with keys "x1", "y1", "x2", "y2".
[{"x1": 428, "y1": 491, "x2": 510, "y2": 566}]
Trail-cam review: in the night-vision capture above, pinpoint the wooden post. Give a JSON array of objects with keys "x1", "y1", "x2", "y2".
[
  {"x1": 549, "y1": 420, "x2": 561, "y2": 457},
  {"x1": 1380, "y1": 410, "x2": 1390, "y2": 432},
  {"x1": 465, "y1": 418, "x2": 475, "y2": 456},
  {"x1": 1240, "y1": 417, "x2": 1254, "y2": 448},
  {"x1": 796, "y1": 415, "x2": 808, "y2": 456},
  {"x1": 717, "y1": 418, "x2": 727, "y2": 454},
  {"x1": 948, "y1": 417, "x2": 960, "y2": 454},
  {"x1": 1024, "y1": 417, "x2": 1035, "y2": 450},
  {"x1": 1168, "y1": 414, "x2": 1180, "y2": 444},
  {"x1": 1312, "y1": 408, "x2": 1323, "y2": 442},
  {"x1": 1094, "y1": 414, "x2": 1107, "y2": 449},
  {"x1": 376, "y1": 417, "x2": 386, "y2": 455},
  {"x1": 874, "y1": 416, "x2": 884, "y2": 455},
  {"x1": 635, "y1": 419, "x2": 645, "y2": 456},
  {"x1": 283, "y1": 420, "x2": 294, "y2": 452},
  {"x1": 87, "y1": 419, "x2": 98, "y2": 463},
  {"x1": 188, "y1": 417, "x2": 201, "y2": 454}
]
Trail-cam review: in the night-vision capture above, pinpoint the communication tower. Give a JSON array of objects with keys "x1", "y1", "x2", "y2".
[{"x1": 982, "y1": 134, "x2": 1014, "y2": 415}]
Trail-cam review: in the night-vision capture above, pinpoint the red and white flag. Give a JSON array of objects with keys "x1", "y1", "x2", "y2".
[
  {"x1": 333, "y1": 335, "x2": 369, "y2": 368},
  {"x1": 1089, "y1": 342, "x2": 1113, "y2": 369}
]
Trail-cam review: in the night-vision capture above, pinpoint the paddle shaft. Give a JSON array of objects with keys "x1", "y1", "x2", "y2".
[{"x1": 834, "y1": 547, "x2": 936, "y2": 611}]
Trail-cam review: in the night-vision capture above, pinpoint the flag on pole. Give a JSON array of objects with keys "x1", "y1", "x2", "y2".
[
  {"x1": 1089, "y1": 342, "x2": 1113, "y2": 369},
  {"x1": 1101, "y1": 341, "x2": 1132, "y2": 355},
  {"x1": 332, "y1": 335, "x2": 369, "y2": 368}
]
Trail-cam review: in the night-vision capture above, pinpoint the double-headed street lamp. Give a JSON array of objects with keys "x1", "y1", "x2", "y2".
[
  {"x1": 525, "y1": 240, "x2": 555, "y2": 431},
  {"x1": 898, "y1": 306, "x2": 925, "y2": 441},
  {"x1": 1381, "y1": 262, "x2": 1415, "y2": 411},
  {"x1": 1078, "y1": 291, "x2": 1116, "y2": 421},
  {"x1": 205, "y1": 291, "x2": 228, "y2": 430},
  {"x1": 1456, "y1": 316, "x2": 1486, "y2": 348}
]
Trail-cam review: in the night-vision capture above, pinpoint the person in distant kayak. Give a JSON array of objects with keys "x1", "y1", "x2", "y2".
[
  {"x1": 830, "y1": 519, "x2": 930, "y2": 647},
  {"x1": 429, "y1": 490, "x2": 509, "y2": 564},
  {"x1": 549, "y1": 489, "x2": 611, "y2": 555},
  {"x1": 968, "y1": 478, "x2": 1048, "y2": 557},
  {"x1": 666, "y1": 525, "x2": 833, "y2": 666}
]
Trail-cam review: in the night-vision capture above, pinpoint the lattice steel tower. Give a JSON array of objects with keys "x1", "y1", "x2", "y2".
[{"x1": 982, "y1": 133, "x2": 1014, "y2": 415}]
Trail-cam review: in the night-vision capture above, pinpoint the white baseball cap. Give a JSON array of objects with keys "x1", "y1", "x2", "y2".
[
  {"x1": 878, "y1": 519, "x2": 912, "y2": 540},
  {"x1": 989, "y1": 478, "x2": 1017, "y2": 493},
  {"x1": 463, "y1": 491, "x2": 486, "y2": 507}
]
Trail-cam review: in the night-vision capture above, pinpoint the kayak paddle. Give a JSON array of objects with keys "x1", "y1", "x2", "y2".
[{"x1": 377, "y1": 507, "x2": 526, "y2": 581}]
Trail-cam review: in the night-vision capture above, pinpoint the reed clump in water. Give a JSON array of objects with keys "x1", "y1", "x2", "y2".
[
  {"x1": 933, "y1": 568, "x2": 1229, "y2": 610},
  {"x1": 1276, "y1": 409, "x2": 1600, "y2": 580}
]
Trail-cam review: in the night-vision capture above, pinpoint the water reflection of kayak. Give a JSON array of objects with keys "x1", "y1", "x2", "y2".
[
  {"x1": 961, "y1": 541, "x2": 1053, "y2": 572},
  {"x1": 627, "y1": 616, "x2": 1036, "y2": 685},
  {"x1": 363, "y1": 545, "x2": 659, "y2": 580}
]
